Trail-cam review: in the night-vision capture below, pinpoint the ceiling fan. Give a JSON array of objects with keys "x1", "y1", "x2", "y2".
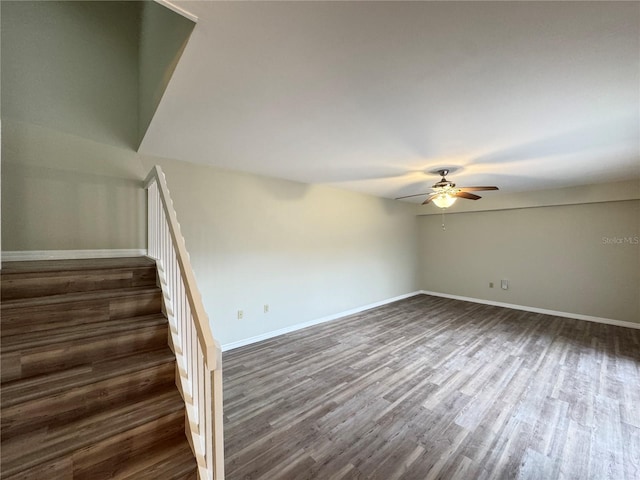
[{"x1": 395, "y1": 169, "x2": 499, "y2": 208}]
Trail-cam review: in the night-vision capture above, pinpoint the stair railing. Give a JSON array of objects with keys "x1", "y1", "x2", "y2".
[{"x1": 145, "y1": 165, "x2": 224, "y2": 480}]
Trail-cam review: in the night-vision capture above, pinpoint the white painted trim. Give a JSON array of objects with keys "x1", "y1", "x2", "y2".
[
  {"x1": 420, "y1": 290, "x2": 640, "y2": 330},
  {"x1": 2, "y1": 249, "x2": 147, "y2": 261},
  {"x1": 154, "y1": 0, "x2": 198, "y2": 23},
  {"x1": 221, "y1": 291, "x2": 423, "y2": 351}
]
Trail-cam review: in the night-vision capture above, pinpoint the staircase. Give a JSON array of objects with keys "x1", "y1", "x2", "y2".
[{"x1": 0, "y1": 257, "x2": 198, "y2": 479}]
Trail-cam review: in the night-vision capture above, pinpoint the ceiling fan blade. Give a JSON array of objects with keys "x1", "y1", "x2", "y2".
[
  {"x1": 395, "y1": 192, "x2": 429, "y2": 200},
  {"x1": 455, "y1": 191, "x2": 482, "y2": 200},
  {"x1": 458, "y1": 186, "x2": 499, "y2": 192},
  {"x1": 422, "y1": 194, "x2": 438, "y2": 205}
]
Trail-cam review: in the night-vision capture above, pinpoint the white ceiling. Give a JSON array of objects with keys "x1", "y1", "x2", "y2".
[{"x1": 139, "y1": 1, "x2": 640, "y2": 202}]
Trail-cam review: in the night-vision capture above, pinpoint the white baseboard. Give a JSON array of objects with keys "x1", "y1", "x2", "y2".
[
  {"x1": 420, "y1": 290, "x2": 640, "y2": 330},
  {"x1": 221, "y1": 291, "x2": 423, "y2": 351},
  {"x1": 2, "y1": 249, "x2": 147, "y2": 261}
]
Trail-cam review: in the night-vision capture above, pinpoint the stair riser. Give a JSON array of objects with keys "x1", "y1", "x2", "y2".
[
  {"x1": 1, "y1": 267, "x2": 158, "y2": 301},
  {"x1": 1, "y1": 362, "x2": 177, "y2": 439},
  {"x1": 1, "y1": 325, "x2": 169, "y2": 382},
  {"x1": 1, "y1": 292, "x2": 162, "y2": 336}
]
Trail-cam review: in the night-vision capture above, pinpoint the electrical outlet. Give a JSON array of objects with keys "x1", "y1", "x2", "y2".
[
  {"x1": 489, "y1": 282, "x2": 494, "y2": 288},
  {"x1": 264, "y1": 304, "x2": 269, "y2": 313},
  {"x1": 237, "y1": 310, "x2": 243, "y2": 320},
  {"x1": 501, "y1": 279, "x2": 509, "y2": 290}
]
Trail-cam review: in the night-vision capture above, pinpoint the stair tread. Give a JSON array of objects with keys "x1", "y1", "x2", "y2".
[
  {"x1": 69, "y1": 409, "x2": 190, "y2": 480},
  {"x1": 1, "y1": 257, "x2": 156, "y2": 274},
  {"x1": 1, "y1": 323, "x2": 169, "y2": 384},
  {"x1": 1, "y1": 409, "x2": 190, "y2": 480},
  {"x1": 1, "y1": 360, "x2": 177, "y2": 441},
  {"x1": 1, "y1": 347, "x2": 175, "y2": 407},
  {"x1": 1, "y1": 388, "x2": 185, "y2": 476},
  {"x1": 112, "y1": 437, "x2": 197, "y2": 479},
  {"x1": 1, "y1": 285, "x2": 161, "y2": 310},
  {"x1": 1, "y1": 313, "x2": 168, "y2": 351}
]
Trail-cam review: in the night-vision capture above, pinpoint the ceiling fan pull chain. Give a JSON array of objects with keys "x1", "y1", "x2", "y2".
[{"x1": 442, "y1": 210, "x2": 446, "y2": 231}]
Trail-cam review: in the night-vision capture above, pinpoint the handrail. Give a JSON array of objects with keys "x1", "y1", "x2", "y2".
[
  {"x1": 144, "y1": 166, "x2": 219, "y2": 369},
  {"x1": 145, "y1": 165, "x2": 224, "y2": 479}
]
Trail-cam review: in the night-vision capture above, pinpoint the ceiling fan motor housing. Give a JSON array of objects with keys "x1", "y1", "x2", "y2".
[
  {"x1": 433, "y1": 169, "x2": 455, "y2": 189},
  {"x1": 433, "y1": 180, "x2": 456, "y2": 189}
]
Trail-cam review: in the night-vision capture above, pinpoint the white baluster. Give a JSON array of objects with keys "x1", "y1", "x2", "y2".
[{"x1": 145, "y1": 166, "x2": 224, "y2": 479}]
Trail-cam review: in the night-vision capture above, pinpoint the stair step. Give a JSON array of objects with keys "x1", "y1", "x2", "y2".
[
  {"x1": 0, "y1": 257, "x2": 198, "y2": 478},
  {"x1": 1, "y1": 285, "x2": 161, "y2": 310},
  {"x1": 1, "y1": 389, "x2": 186, "y2": 478},
  {"x1": 1, "y1": 348, "x2": 175, "y2": 408},
  {"x1": 93, "y1": 437, "x2": 198, "y2": 479},
  {"x1": 0, "y1": 287, "x2": 162, "y2": 333},
  {"x1": 1, "y1": 321, "x2": 169, "y2": 382},
  {"x1": 1, "y1": 313, "x2": 168, "y2": 352},
  {"x1": 0, "y1": 257, "x2": 157, "y2": 301},
  {"x1": 1, "y1": 354, "x2": 177, "y2": 439},
  {"x1": 1, "y1": 412, "x2": 193, "y2": 480}
]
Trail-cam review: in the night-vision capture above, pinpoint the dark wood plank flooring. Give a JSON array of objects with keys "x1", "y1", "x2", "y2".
[{"x1": 222, "y1": 294, "x2": 640, "y2": 480}]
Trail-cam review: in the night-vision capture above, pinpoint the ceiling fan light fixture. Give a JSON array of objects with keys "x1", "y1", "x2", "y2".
[
  {"x1": 432, "y1": 193, "x2": 457, "y2": 209},
  {"x1": 394, "y1": 168, "x2": 498, "y2": 205}
]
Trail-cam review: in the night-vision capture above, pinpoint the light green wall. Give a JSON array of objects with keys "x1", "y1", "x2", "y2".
[
  {"x1": 1, "y1": 0, "x2": 193, "y2": 250},
  {"x1": 1, "y1": 1, "x2": 146, "y2": 250},
  {"x1": 418, "y1": 199, "x2": 640, "y2": 323},
  {"x1": 1, "y1": 1, "x2": 140, "y2": 148},
  {"x1": 138, "y1": 1, "x2": 195, "y2": 146},
  {"x1": 140, "y1": 156, "x2": 420, "y2": 345},
  {"x1": 1, "y1": 119, "x2": 146, "y2": 250}
]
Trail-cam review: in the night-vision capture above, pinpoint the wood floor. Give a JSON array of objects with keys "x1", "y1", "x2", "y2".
[{"x1": 222, "y1": 294, "x2": 640, "y2": 480}]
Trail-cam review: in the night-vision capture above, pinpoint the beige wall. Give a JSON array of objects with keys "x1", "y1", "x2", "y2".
[
  {"x1": 418, "y1": 199, "x2": 640, "y2": 323},
  {"x1": 140, "y1": 156, "x2": 420, "y2": 345}
]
